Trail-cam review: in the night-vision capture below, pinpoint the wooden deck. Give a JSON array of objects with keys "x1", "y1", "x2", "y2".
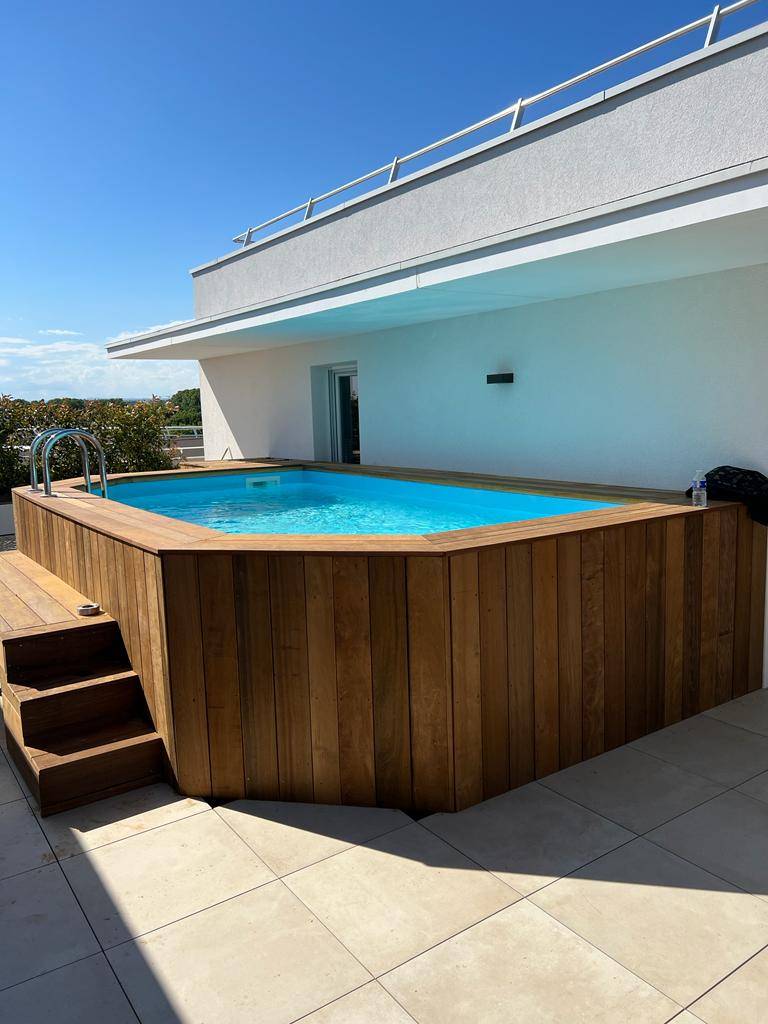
[
  {"x1": 5, "y1": 462, "x2": 768, "y2": 815},
  {"x1": 0, "y1": 550, "x2": 91, "y2": 634}
]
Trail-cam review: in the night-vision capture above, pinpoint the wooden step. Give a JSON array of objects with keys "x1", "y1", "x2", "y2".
[
  {"x1": 6, "y1": 669, "x2": 143, "y2": 744},
  {"x1": 6, "y1": 717, "x2": 164, "y2": 817},
  {"x1": 2, "y1": 618, "x2": 129, "y2": 688}
]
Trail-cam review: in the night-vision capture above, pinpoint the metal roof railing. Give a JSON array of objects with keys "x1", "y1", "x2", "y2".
[{"x1": 233, "y1": 0, "x2": 761, "y2": 248}]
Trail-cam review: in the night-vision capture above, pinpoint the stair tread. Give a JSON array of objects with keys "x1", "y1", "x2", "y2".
[
  {"x1": 11, "y1": 667, "x2": 138, "y2": 703},
  {"x1": 28, "y1": 717, "x2": 160, "y2": 766}
]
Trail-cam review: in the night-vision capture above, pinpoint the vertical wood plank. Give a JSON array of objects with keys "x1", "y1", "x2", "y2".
[
  {"x1": 132, "y1": 544, "x2": 155, "y2": 719},
  {"x1": 144, "y1": 550, "x2": 176, "y2": 772},
  {"x1": 532, "y1": 539, "x2": 559, "y2": 778},
  {"x1": 557, "y1": 534, "x2": 582, "y2": 769},
  {"x1": 581, "y1": 530, "x2": 605, "y2": 759},
  {"x1": 664, "y1": 518, "x2": 685, "y2": 725},
  {"x1": 749, "y1": 522, "x2": 767, "y2": 692},
  {"x1": 407, "y1": 556, "x2": 453, "y2": 812},
  {"x1": 507, "y1": 542, "x2": 535, "y2": 787},
  {"x1": 699, "y1": 512, "x2": 721, "y2": 712},
  {"x1": 304, "y1": 556, "x2": 341, "y2": 804},
  {"x1": 234, "y1": 554, "x2": 279, "y2": 799},
  {"x1": 604, "y1": 527, "x2": 626, "y2": 748},
  {"x1": 645, "y1": 519, "x2": 666, "y2": 731},
  {"x1": 161, "y1": 553, "x2": 211, "y2": 797},
  {"x1": 450, "y1": 552, "x2": 483, "y2": 810},
  {"x1": 682, "y1": 514, "x2": 704, "y2": 719},
  {"x1": 369, "y1": 556, "x2": 411, "y2": 809},
  {"x1": 333, "y1": 556, "x2": 375, "y2": 806},
  {"x1": 269, "y1": 555, "x2": 313, "y2": 801},
  {"x1": 198, "y1": 554, "x2": 245, "y2": 799},
  {"x1": 478, "y1": 546, "x2": 509, "y2": 799},
  {"x1": 733, "y1": 505, "x2": 753, "y2": 697},
  {"x1": 625, "y1": 523, "x2": 647, "y2": 741},
  {"x1": 716, "y1": 507, "x2": 737, "y2": 705}
]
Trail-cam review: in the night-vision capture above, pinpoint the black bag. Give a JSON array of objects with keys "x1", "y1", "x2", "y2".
[{"x1": 686, "y1": 466, "x2": 768, "y2": 525}]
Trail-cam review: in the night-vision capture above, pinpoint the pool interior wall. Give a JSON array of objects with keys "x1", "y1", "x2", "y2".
[{"x1": 107, "y1": 468, "x2": 620, "y2": 535}]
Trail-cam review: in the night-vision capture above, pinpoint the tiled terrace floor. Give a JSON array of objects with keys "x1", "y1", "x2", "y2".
[{"x1": 3, "y1": 691, "x2": 768, "y2": 1022}]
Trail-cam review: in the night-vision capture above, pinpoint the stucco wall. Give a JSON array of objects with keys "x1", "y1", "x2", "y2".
[
  {"x1": 200, "y1": 264, "x2": 768, "y2": 492},
  {"x1": 194, "y1": 30, "x2": 768, "y2": 320}
]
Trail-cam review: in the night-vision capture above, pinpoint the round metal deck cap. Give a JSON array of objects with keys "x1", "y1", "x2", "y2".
[{"x1": 76, "y1": 602, "x2": 101, "y2": 617}]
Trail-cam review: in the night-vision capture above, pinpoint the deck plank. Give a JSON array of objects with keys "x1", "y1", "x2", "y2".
[
  {"x1": 333, "y1": 556, "x2": 376, "y2": 806},
  {"x1": 369, "y1": 556, "x2": 411, "y2": 809},
  {"x1": 304, "y1": 555, "x2": 341, "y2": 804}
]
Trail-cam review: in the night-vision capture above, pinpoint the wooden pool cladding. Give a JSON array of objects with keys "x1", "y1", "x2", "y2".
[{"x1": 9, "y1": 464, "x2": 768, "y2": 814}]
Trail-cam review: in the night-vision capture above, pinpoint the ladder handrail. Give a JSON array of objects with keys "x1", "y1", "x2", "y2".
[
  {"x1": 29, "y1": 427, "x2": 93, "y2": 494},
  {"x1": 41, "y1": 429, "x2": 109, "y2": 499}
]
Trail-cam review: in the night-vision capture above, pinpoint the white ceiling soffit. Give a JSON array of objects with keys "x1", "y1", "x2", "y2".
[{"x1": 112, "y1": 185, "x2": 768, "y2": 360}]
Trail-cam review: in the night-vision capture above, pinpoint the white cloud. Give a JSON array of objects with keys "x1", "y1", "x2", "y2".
[
  {"x1": 106, "y1": 320, "x2": 188, "y2": 345},
  {"x1": 38, "y1": 328, "x2": 83, "y2": 337},
  {"x1": 0, "y1": 334, "x2": 197, "y2": 399}
]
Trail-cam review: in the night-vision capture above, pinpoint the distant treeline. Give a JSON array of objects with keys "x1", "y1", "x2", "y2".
[{"x1": 6, "y1": 388, "x2": 202, "y2": 426}]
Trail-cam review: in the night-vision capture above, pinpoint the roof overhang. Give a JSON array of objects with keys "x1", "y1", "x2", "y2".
[{"x1": 108, "y1": 164, "x2": 768, "y2": 362}]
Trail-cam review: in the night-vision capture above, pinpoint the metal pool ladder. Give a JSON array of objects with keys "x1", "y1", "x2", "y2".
[{"x1": 29, "y1": 427, "x2": 109, "y2": 499}]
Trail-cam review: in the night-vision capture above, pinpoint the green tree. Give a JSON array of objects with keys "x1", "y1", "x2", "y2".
[
  {"x1": 0, "y1": 395, "x2": 175, "y2": 500},
  {"x1": 167, "y1": 388, "x2": 201, "y2": 426}
]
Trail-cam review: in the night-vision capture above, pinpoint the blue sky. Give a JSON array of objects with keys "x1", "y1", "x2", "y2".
[{"x1": 0, "y1": 0, "x2": 763, "y2": 398}]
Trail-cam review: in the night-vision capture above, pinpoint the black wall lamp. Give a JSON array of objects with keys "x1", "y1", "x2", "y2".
[{"x1": 486, "y1": 372, "x2": 515, "y2": 384}]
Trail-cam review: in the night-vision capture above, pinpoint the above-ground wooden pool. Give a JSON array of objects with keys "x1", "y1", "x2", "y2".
[{"x1": 8, "y1": 460, "x2": 767, "y2": 815}]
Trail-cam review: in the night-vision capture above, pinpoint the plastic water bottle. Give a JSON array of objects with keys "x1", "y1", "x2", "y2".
[{"x1": 691, "y1": 470, "x2": 707, "y2": 508}]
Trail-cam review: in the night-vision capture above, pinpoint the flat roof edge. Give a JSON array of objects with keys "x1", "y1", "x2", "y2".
[
  {"x1": 107, "y1": 155, "x2": 768, "y2": 358},
  {"x1": 188, "y1": 20, "x2": 768, "y2": 277}
]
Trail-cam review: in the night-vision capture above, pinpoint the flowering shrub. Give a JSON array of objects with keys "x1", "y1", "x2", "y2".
[{"x1": 0, "y1": 396, "x2": 175, "y2": 501}]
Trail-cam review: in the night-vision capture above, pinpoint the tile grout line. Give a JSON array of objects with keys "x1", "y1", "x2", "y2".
[
  {"x1": 47, "y1": 800, "x2": 216, "y2": 864},
  {"x1": 213, "y1": 803, "x2": 416, "y2": 882},
  {"x1": 0, "y1": 783, "x2": 143, "y2": 1022},
  {"x1": 677, "y1": 935, "x2": 768, "y2": 1018}
]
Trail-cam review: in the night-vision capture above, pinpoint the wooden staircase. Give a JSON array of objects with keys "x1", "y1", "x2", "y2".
[{"x1": 0, "y1": 555, "x2": 163, "y2": 816}]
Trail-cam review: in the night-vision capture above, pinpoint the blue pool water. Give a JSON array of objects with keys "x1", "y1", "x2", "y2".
[{"x1": 108, "y1": 469, "x2": 619, "y2": 535}]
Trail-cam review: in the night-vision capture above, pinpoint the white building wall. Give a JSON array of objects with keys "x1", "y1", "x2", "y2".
[{"x1": 200, "y1": 264, "x2": 768, "y2": 492}]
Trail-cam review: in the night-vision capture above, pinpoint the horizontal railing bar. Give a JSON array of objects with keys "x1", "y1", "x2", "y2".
[
  {"x1": 524, "y1": 0, "x2": 756, "y2": 106},
  {"x1": 232, "y1": 0, "x2": 761, "y2": 246}
]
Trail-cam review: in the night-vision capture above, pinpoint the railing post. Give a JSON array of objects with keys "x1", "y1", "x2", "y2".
[
  {"x1": 510, "y1": 97, "x2": 524, "y2": 132},
  {"x1": 303, "y1": 198, "x2": 315, "y2": 221},
  {"x1": 388, "y1": 156, "x2": 400, "y2": 184},
  {"x1": 242, "y1": 228, "x2": 253, "y2": 247},
  {"x1": 704, "y1": 4, "x2": 721, "y2": 45}
]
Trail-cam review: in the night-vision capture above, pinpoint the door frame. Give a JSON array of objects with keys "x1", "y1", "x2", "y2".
[{"x1": 327, "y1": 362, "x2": 358, "y2": 463}]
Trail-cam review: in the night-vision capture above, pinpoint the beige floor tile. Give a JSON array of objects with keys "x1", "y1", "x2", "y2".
[
  {"x1": 108, "y1": 881, "x2": 370, "y2": 1024},
  {"x1": 691, "y1": 946, "x2": 768, "y2": 1023},
  {"x1": 649, "y1": 791, "x2": 768, "y2": 900},
  {"x1": 531, "y1": 837, "x2": 768, "y2": 1004},
  {"x1": 669, "y1": 1015, "x2": 705, "y2": 1023},
  {"x1": 382, "y1": 900, "x2": 679, "y2": 1023},
  {"x1": 738, "y1": 770, "x2": 768, "y2": 804},
  {"x1": 63, "y1": 809, "x2": 274, "y2": 946},
  {"x1": 705, "y1": 689, "x2": 768, "y2": 738},
  {"x1": 217, "y1": 799, "x2": 411, "y2": 876},
  {"x1": 299, "y1": 982, "x2": 415, "y2": 1023},
  {"x1": 423, "y1": 782, "x2": 632, "y2": 895},
  {"x1": 0, "y1": 752, "x2": 24, "y2": 806},
  {"x1": 0, "y1": 953, "x2": 138, "y2": 1023},
  {"x1": 0, "y1": 799, "x2": 56, "y2": 880},
  {"x1": 540, "y1": 744, "x2": 723, "y2": 833},
  {"x1": 285, "y1": 822, "x2": 517, "y2": 975},
  {"x1": 0, "y1": 864, "x2": 99, "y2": 990},
  {"x1": 38, "y1": 782, "x2": 209, "y2": 860},
  {"x1": 631, "y1": 715, "x2": 768, "y2": 787}
]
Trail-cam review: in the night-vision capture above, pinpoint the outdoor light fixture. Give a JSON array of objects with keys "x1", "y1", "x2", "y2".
[{"x1": 486, "y1": 373, "x2": 515, "y2": 384}]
